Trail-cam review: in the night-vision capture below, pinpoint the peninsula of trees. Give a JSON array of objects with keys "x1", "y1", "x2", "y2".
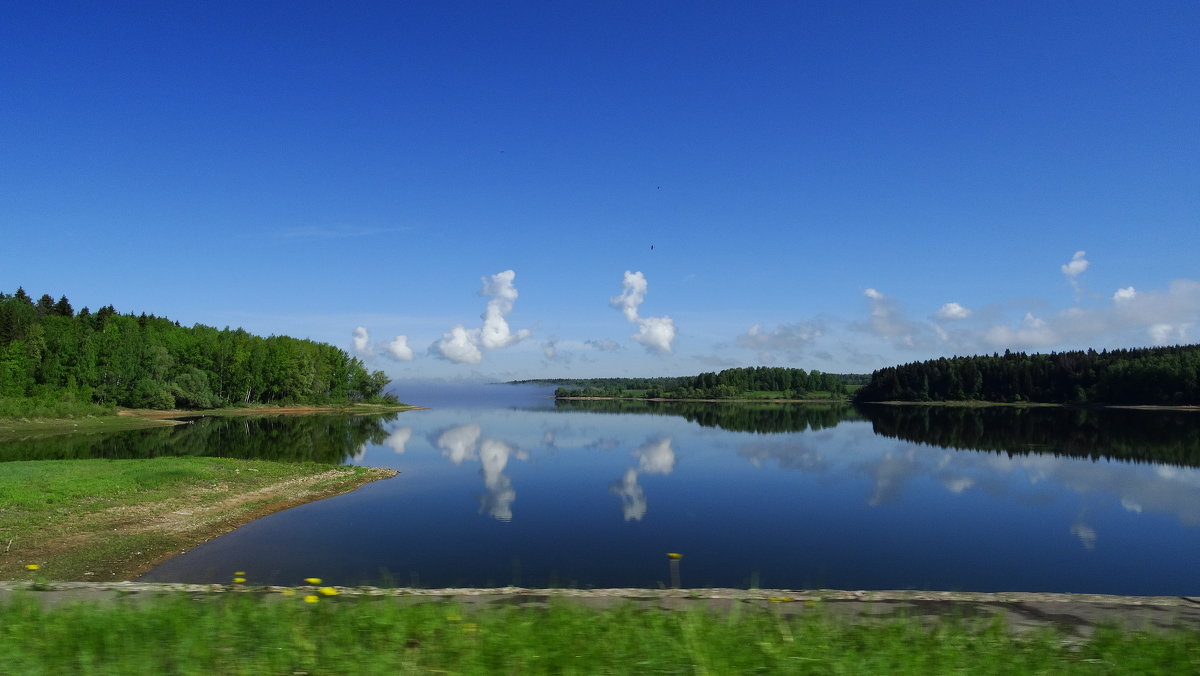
[
  {"x1": 0, "y1": 287, "x2": 393, "y2": 412},
  {"x1": 854, "y1": 345, "x2": 1200, "y2": 406},
  {"x1": 515, "y1": 367, "x2": 869, "y2": 400}
]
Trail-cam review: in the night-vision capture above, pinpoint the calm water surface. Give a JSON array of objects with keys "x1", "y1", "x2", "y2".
[{"x1": 21, "y1": 384, "x2": 1200, "y2": 594}]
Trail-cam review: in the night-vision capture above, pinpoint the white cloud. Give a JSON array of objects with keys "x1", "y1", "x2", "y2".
[
  {"x1": 431, "y1": 270, "x2": 531, "y2": 364},
  {"x1": 936, "y1": 302, "x2": 972, "y2": 320},
  {"x1": 431, "y1": 325, "x2": 483, "y2": 364},
  {"x1": 352, "y1": 326, "x2": 371, "y2": 355},
  {"x1": 385, "y1": 335, "x2": 414, "y2": 361},
  {"x1": 478, "y1": 269, "x2": 531, "y2": 349},
  {"x1": 1062, "y1": 250, "x2": 1090, "y2": 298},
  {"x1": 610, "y1": 270, "x2": 677, "y2": 354},
  {"x1": 1061, "y1": 250, "x2": 1089, "y2": 278},
  {"x1": 1113, "y1": 287, "x2": 1137, "y2": 302},
  {"x1": 631, "y1": 315, "x2": 677, "y2": 353},
  {"x1": 609, "y1": 270, "x2": 648, "y2": 322}
]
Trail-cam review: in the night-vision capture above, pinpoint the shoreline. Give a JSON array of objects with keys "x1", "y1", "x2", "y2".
[
  {"x1": 554, "y1": 396, "x2": 849, "y2": 403},
  {"x1": 2, "y1": 584, "x2": 1197, "y2": 636},
  {"x1": 0, "y1": 402, "x2": 420, "y2": 439},
  {"x1": 0, "y1": 459, "x2": 399, "y2": 582},
  {"x1": 554, "y1": 397, "x2": 1200, "y2": 412}
]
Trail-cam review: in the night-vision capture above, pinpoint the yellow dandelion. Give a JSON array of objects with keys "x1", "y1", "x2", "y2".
[
  {"x1": 24, "y1": 564, "x2": 40, "y2": 571},
  {"x1": 318, "y1": 586, "x2": 338, "y2": 596},
  {"x1": 304, "y1": 577, "x2": 322, "y2": 584},
  {"x1": 463, "y1": 622, "x2": 479, "y2": 633},
  {"x1": 234, "y1": 571, "x2": 245, "y2": 576},
  {"x1": 446, "y1": 613, "x2": 462, "y2": 622},
  {"x1": 233, "y1": 577, "x2": 247, "y2": 584},
  {"x1": 304, "y1": 595, "x2": 319, "y2": 603},
  {"x1": 666, "y1": 552, "x2": 682, "y2": 559}
]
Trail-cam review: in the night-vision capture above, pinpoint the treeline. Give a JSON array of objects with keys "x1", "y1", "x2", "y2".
[
  {"x1": 860, "y1": 404, "x2": 1200, "y2": 467},
  {"x1": 0, "y1": 413, "x2": 396, "y2": 464},
  {"x1": 854, "y1": 345, "x2": 1200, "y2": 405},
  {"x1": 540, "y1": 367, "x2": 865, "y2": 400},
  {"x1": 553, "y1": 399, "x2": 861, "y2": 434},
  {"x1": 0, "y1": 287, "x2": 393, "y2": 411}
]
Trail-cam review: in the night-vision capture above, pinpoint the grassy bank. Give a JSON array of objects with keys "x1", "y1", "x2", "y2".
[
  {"x1": 1, "y1": 593, "x2": 1195, "y2": 674},
  {"x1": 0, "y1": 457, "x2": 396, "y2": 581}
]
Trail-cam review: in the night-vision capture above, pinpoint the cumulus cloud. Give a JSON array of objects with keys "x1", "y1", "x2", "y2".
[
  {"x1": 1061, "y1": 250, "x2": 1089, "y2": 278},
  {"x1": 610, "y1": 270, "x2": 676, "y2": 354},
  {"x1": 737, "y1": 321, "x2": 823, "y2": 361},
  {"x1": 1062, "y1": 250, "x2": 1090, "y2": 297},
  {"x1": 1113, "y1": 287, "x2": 1137, "y2": 302},
  {"x1": 432, "y1": 325, "x2": 483, "y2": 364},
  {"x1": 352, "y1": 326, "x2": 371, "y2": 355},
  {"x1": 631, "y1": 316, "x2": 677, "y2": 353},
  {"x1": 431, "y1": 270, "x2": 531, "y2": 364},
  {"x1": 385, "y1": 335, "x2": 414, "y2": 361},
  {"x1": 479, "y1": 269, "x2": 532, "y2": 349},
  {"x1": 609, "y1": 270, "x2": 648, "y2": 321},
  {"x1": 936, "y1": 303, "x2": 972, "y2": 320}
]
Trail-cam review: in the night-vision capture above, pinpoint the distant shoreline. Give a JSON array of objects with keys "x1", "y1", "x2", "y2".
[
  {"x1": 861, "y1": 400, "x2": 1200, "y2": 411},
  {"x1": 554, "y1": 396, "x2": 849, "y2": 403},
  {"x1": 554, "y1": 396, "x2": 1200, "y2": 411}
]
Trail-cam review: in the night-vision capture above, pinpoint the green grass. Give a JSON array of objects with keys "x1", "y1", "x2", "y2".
[
  {"x1": 0, "y1": 593, "x2": 1196, "y2": 674},
  {"x1": 0, "y1": 457, "x2": 386, "y2": 580}
]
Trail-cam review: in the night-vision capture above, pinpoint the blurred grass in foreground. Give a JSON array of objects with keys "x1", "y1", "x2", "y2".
[{"x1": 1, "y1": 593, "x2": 1196, "y2": 674}]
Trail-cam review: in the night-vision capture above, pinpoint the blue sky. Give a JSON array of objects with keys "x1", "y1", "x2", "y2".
[{"x1": 3, "y1": 1, "x2": 1197, "y2": 381}]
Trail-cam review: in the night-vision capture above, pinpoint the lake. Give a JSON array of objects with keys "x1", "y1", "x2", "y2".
[{"x1": 11, "y1": 384, "x2": 1200, "y2": 594}]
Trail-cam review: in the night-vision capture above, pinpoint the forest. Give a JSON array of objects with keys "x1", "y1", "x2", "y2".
[
  {"x1": 0, "y1": 287, "x2": 393, "y2": 412},
  {"x1": 853, "y1": 345, "x2": 1200, "y2": 406},
  {"x1": 518, "y1": 367, "x2": 868, "y2": 400},
  {"x1": 553, "y1": 399, "x2": 860, "y2": 434},
  {"x1": 860, "y1": 404, "x2": 1200, "y2": 467}
]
